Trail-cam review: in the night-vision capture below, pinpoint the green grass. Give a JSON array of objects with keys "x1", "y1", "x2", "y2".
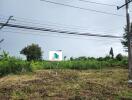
[
  {"x1": 0, "y1": 57, "x2": 128, "y2": 76},
  {"x1": 0, "y1": 58, "x2": 32, "y2": 76},
  {"x1": 31, "y1": 60, "x2": 127, "y2": 70}
]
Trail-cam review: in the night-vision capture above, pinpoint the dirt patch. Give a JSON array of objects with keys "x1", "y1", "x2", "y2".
[{"x1": 0, "y1": 68, "x2": 131, "y2": 100}]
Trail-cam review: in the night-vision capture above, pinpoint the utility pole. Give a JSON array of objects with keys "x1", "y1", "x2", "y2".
[
  {"x1": 0, "y1": 16, "x2": 13, "y2": 42},
  {"x1": 117, "y1": 0, "x2": 132, "y2": 84},
  {"x1": 0, "y1": 16, "x2": 13, "y2": 50},
  {"x1": 0, "y1": 16, "x2": 13, "y2": 29}
]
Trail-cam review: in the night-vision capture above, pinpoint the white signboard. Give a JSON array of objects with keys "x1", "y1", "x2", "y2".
[{"x1": 49, "y1": 50, "x2": 62, "y2": 61}]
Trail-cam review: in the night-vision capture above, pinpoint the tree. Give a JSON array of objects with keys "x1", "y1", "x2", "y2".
[
  {"x1": 104, "y1": 55, "x2": 111, "y2": 61},
  {"x1": 0, "y1": 51, "x2": 9, "y2": 60},
  {"x1": 20, "y1": 44, "x2": 43, "y2": 61},
  {"x1": 121, "y1": 23, "x2": 132, "y2": 51},
  {"x1": 97, "y1": 57, "x2": 104, "y2": 61},
  {"x1": 116, "y1": 53, "x2": 123, "y2": 61},
  {"x1": 70, "y1": 57, "x2": 74, "y2": 61},
  {"x1": 64, "y1": 56, "x2": 67, "y2": 61},
  {"x1": 109, "y1": 47, "x2": 114, "y2": 59},
  {"x1": 75, "y1": 56, "x2": 87, "y2": 61}
]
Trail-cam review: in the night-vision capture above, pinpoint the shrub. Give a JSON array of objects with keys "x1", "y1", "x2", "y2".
[
  {"x1": 31, "y1": 60, "x2": 124, "y2": 70},
  {"x1": 0, "y1": 57, "x2": 32, "y2": 76},
  {"x1": 116, "y1": 54, "x2": 123, "y2": 61},
  {"x1": 104, "y1": 55, "x2": 111, "y2": 61}
]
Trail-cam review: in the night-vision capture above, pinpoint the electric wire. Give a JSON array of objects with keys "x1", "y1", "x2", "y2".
[
  {"x1": 0, "y1": 22, "x2": 122, "y2": 39},
  {"x1": 0, "y1": 15, "x2": 122, "y2": 34},
  {"x1": 0, "y1": 15, "x2": 123, "y2": 39},
  {"x1": 0, "y1": 14, "x2": 125, "y2": 33},
  {"x1": 1, "y1": 18, "x2": 121, "y2": 36},
  {"x1": 0, "y1": 29, "x2": 121, "y2": 42},
  {"x1": 0, "y1": 14, "x2": 122, "y2": 30},
  {"x1": 40, "y1": 0, "x2": 125, "y2": 17},
  {"x1": 78, "y1": 0, "x2": 117, "y2": 7}
]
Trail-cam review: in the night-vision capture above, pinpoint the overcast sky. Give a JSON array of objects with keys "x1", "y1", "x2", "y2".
[{"x1": 0, "y1": 0, "x2": 131, "y2": 59}]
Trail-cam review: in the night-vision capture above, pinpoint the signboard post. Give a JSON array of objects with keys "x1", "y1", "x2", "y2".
[
  {"x1": 49, "y1": 50, "x2": 62, "y2": 61},
  {"x1": 49, "y1": 50, "x2": 62, "y2": 75}
]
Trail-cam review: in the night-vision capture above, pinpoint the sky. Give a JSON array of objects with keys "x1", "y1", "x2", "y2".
[{"x1": 0, "y1": 0, "x2": 131, "y2": 60}]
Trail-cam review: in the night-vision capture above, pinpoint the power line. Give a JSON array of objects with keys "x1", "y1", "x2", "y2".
[
  {"x1": 0, "y1": 15, "x2": 122, "y2": 34},
  {"x1": 0, "y1": 16, "x2": 13, "y2": 45},
  {"x1": 1, "y1": 18, "x2": 121, "y2": 36},
  {"x1": 79, "y1": 0, "x2": 132, "y2": 12},
  {"x1": 0, "y1": 16, "x2": 13, "y2": 29},
  {"x1": 78, "y1": 0, "x2": 117, "y2": 7},
  {"x1": 0, "y1": 22, "x2": 122, "y2": 38},
  {"x1": 1, "y1": 29, "x2": 121, "y2": 42},
  {"x1": 117, "y1": 0, "x2": 132, "y2": 10},
  {"x1": 0, "y1": 16, "x2": 90, "y2": 31},
  {"x1": 40, "y1": 0, "x2": 125, "y2": 17},
  {"x1": 0, "y1": 15, "x2": 95, "y2": 31}
]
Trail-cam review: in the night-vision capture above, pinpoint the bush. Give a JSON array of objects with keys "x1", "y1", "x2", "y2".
[
  {"x1": 0, "y1": 57, "x2": 32, "y2": 76},
  {"x1": 103, "y1": 55, "x2": 111, "y2": 61},
  {"x1": 31, "y1": 60, "x2": 126, "y2": 70},
  {"x1": 116, "y1": 54, "x2": 123, "y2": 61}
]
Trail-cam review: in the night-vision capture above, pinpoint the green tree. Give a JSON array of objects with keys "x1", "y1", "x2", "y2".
[
  {"x1": 104, "y1": 55, "x2": 111, "y2": 61},
  {"x1": 116, "y1": 53, "x2": 123, "y2": 61},
  {"x1": 20, "y1": 44, "x2": 43, "y2": 61},
  {"x1": 64, "y1": 56, "x2": 67, "y2": 61},
  {"x1": 109, "y1": 47, "x2": 114, "y2": 59},
  {"x1": 70, "y1": 57, "x2": 74, "y2": 61},
  {"x1": 121, "y1": 23, "x2": 132, "y2": 51},
  {"x1": 75, "y1": 56, "x2": 87, "y2": 61},
  {"x1": 0, "y1": 51, "x2": 9, "y2": 60}
]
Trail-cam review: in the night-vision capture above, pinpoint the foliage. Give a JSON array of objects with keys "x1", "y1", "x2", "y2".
[
  {"x1": 31, "y1": 59, "x2": 127, "y2": 70},
  {"x1": 109, "y1": 47, "x2": 114, "y2": 59},
  {"x1": 116, "y1": 53, "x2": 123, "y2": 61},
  {"x1": 103, "y1": 55, "x2": 111, "y2": 61},
  {"x1": 121, "y1": 25, "x2": 128, "y2": 51},
  {"x1": 0, "y1": 52, "x2": 32, "y2": 76},
  {"x1": 70, "y1": 57, "x2": 74, "y2": 61},
  {"x1": 74, "y1": 56, "x2": 87, "y2": 61},
  {"x1": 121, "y1": 23, "x2": 132, "y2": 51},
  {"x1": 0, "y1": 51, "x2": 10, "y2": 60},
  {"x1": 97, "y1": 57, "x2": 104, "y2": 61},
  {"x1": 0, "y1": 58, "x2": 32, "y2": 76},
  {"x1": 64, "y1": 56, "x2": 67, "y2": 60},
  {"x1": 70, "y1": 56, "x2": 113, "y2": 61},
  {"x1": 20, "y1": 43, "x2": 43, "y2": 61},
  {"x1": 0, "y1": 51, "x2": 128, "y2": 76}
]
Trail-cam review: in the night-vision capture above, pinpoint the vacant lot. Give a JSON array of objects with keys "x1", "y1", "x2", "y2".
[{"x1": 0, "y1": 68, "x2": 131, "y2": 100}]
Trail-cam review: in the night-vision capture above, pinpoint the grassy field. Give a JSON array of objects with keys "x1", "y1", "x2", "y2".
[{"x1": 0, "y1": 68, "x2": 132, "y2": 100}]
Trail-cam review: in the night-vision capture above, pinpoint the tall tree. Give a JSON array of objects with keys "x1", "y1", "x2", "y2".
[
  {"x1": 64, "y1": 56, "x2": 67, "y2": 61},
  {"x1": 20, "y1": 44, "x2": 43, "y2": 61},
  {"x1": 109, "y1": 47, "x2": 114, "y2": 59},
  {"x1": 70, "y1": 57, "x2": 74, "y2": 61},
  {"x1": 121, "y1": 23, "x2": 132, "y2": 51}
]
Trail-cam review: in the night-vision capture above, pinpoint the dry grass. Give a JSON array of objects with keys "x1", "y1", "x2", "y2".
[{"x1": 0, "y1": 68, "x2": 131, "y2": 100}]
